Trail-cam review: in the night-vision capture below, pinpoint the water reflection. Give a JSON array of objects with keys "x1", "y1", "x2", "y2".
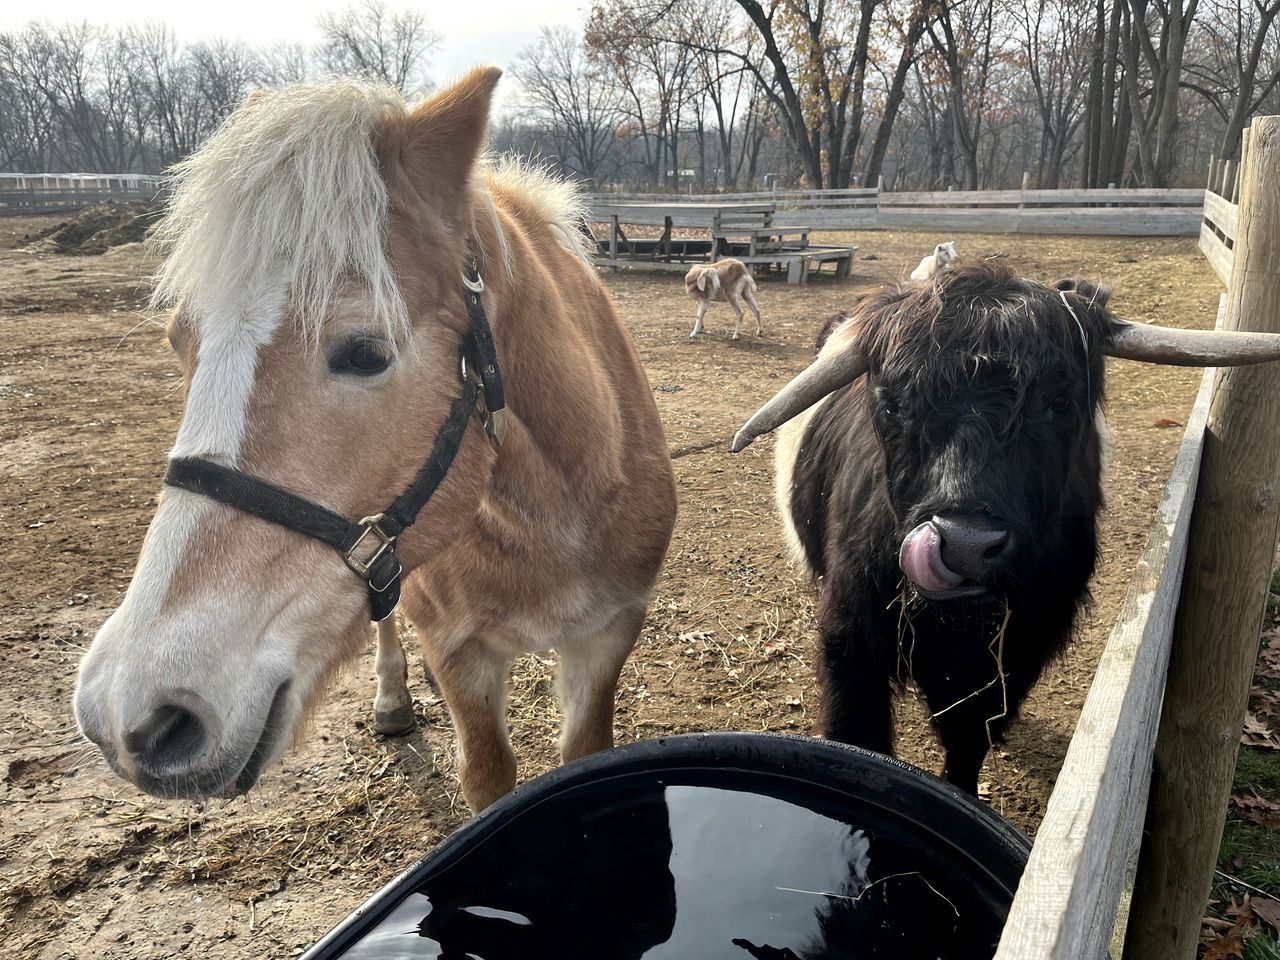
[{"x1": 337, "y1": 778, "x2": 1006, "y2": 960}]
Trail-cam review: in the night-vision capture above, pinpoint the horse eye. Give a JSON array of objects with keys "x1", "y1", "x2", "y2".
[
  {"x1": 1048, "y1": 396, "x2": 1072, "y2": 415},
  {"x1": 331, "y1": 338, "x2": 391, "y2": 377}
]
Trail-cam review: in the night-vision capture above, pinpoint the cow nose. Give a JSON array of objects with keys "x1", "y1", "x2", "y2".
[
  {"x1": 931, "y1": 515, "x2": 1012, "y2": 581},
  {"x1": 123, "y1": 699, "x2": 215, "y2": 777}
]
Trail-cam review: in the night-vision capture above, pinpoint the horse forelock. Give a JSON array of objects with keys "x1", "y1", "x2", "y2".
[
  {"x1": 151, "y1": 81, "x2": 592, "y2": 346},
  {"x1": 150, "y1": 79, "x2": 410, "y2": 347}
]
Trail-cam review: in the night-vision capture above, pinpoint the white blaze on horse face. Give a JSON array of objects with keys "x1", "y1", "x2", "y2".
[
  {"x1": 171, "y1": 277, "x2": 288, "y2": 461},
  {"x1": 73, "y1": 274, "x2": 299, "y2": 793},
  {"x1": 127, "y1": 274, "x2": 289, "y2": 624}
]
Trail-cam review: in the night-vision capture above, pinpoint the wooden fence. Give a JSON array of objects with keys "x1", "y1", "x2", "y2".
[
  {"x1": 590, "y1": 185, "x2": 1204, "y2": 235},
  {"x1": 991, "y1": 117, "x2": 1280, "y2": 959},
  {"x1": 0, "y1": 172, "x2": 162, "y2": 216}
]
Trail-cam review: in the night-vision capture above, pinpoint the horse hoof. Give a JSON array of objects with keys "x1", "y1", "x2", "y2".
[{"x1": 374, "y1": 704, "x2": 415, "y2": 736}]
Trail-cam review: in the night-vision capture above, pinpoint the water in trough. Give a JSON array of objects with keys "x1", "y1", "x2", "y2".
[{"x1": 306, "y1": 735, "x2": 1028, "y2": 960}]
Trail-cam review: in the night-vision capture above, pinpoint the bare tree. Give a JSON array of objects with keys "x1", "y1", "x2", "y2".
[
  {"x1": 587, "y1": 0, "x2": 698, "y2": 188},
  {"x1": 926, "y1": 0, "x2": 1004, "y2": 189},
  {"x1": 1123, "y1": 0, "x2": 1200, "y2": 185},
  {"x1": 257, "y1": 42, "x2": 313, "y2": 86},
  {"x1": 1015, "y1": 0, "x2": 1092, "y2": 187},
  {"x1": 316, "y1": 0, "x2": 439, "y2": 94},
  {"x1": 513, "y1": 26, "x2": 624, "y2": 184},
  {"x1": 1184, "y1": 0, "x2": 1280, "y2": 160}
]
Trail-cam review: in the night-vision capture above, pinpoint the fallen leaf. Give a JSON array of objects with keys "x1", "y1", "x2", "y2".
[
  {"x1": 763, "y1": 639, "x2": 790, "y2": 659},
  {"x1": 1203, "y1": 931, "x2": 1247, "y2": 960},
  {"x1": 1203, "y1": 931, "x2": 1244, "y2": 960},
  {"x1": 1241, "y1": 713, "x2": 1280, "y2": 750},
  {"x1": 1230, "y1": 793, "x2": 1280, "y2": 829},
  {"x1": 1253, "y1": 898, "x2": 1280, "y2": 933},
  {"x1": 1206, "y1": 899, "x2": 1259, "y2": 958},
  {"x1": 1153, "y1": 418, "x2": 1183, "y2": 428}
]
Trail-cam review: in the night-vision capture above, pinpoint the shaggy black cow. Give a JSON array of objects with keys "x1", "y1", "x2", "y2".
[{"x1": 733, "y1": 262, "x2": 1280, "y2": 793}]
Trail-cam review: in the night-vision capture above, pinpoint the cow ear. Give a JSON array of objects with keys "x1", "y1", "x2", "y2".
[
  {"x1": 400, "y1": 66, "x2": 502, "y2": 198},
  {"x1": 696, "y1": 272, "x2": 708, "y2": 292},
  {"x1": 1054, "y1": 277, "x2": 1112, "y2": 311}
]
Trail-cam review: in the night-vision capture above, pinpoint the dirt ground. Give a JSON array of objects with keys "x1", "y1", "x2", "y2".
[{"x1": 0, "y1": 219, "x2": 1220, "y2": 959}]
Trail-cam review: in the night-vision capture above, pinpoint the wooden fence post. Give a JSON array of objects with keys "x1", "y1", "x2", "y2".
[{"x1": 1123, "y1": 115, "x2": 1280, "y2": 960}]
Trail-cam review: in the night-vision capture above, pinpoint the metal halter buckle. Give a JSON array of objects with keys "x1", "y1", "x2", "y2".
[
  {"x1": 462, "y1": 260, "x2": 485, "y2": 294},
  {"x1": 343, "y1": 513, "x2": 397, "y2": 579}
]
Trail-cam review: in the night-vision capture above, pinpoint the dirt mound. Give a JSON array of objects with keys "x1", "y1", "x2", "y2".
[{"x1": 25, "y1": 200, "x2": 161, "y2": 255}]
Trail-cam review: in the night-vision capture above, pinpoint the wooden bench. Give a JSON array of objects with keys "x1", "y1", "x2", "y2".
[
  {"x1": 588, "y1": 200, "x2": 856, "y2": 284},
  {"x1": 711, "y1": 208, "x2": 855, "y2": 284},
  {"x1": 728, "y1": 245, "x2": 857, "y2": 283}
]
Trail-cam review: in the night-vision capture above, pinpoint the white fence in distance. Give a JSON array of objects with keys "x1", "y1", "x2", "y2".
[{"x1": 589, "y1": 187, "x2": 1204, "y2": 236}]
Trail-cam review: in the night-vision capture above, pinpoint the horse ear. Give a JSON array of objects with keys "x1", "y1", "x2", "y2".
[{"x1": 400, "y1": 66, "x2": 503, "y2": 193}]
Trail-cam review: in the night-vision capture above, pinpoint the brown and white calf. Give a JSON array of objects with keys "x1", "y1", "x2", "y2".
[
  {"x1": 72, "y1": 68, "x2": 677, "y2": 812},
  {"x1": 684, "y1": 258, "x2": 763, "y2": 340},
  {"x1": 909, "y1": 241, "x2": 959, "y2": 281}
]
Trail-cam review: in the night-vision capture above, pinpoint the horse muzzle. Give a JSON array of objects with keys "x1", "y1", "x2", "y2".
[{"x1": 76, "y1": 667, "x2": 295, "y2": 800}]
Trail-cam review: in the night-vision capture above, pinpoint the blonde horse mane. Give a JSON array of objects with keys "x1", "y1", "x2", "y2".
[
  {"x1": 151, "y1": 78, "x2": 590, "y2": 345},
  {"x1": 151, "y1": 78, "x2": 409, "y2": 343}
]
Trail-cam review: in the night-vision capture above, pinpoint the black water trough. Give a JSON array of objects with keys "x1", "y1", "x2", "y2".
[{"x1": 302, "y1": 732, "x2": 1029, "y2": 960}]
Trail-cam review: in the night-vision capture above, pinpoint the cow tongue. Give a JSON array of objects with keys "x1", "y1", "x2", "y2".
[{"x1": 899, "y1": 522, "x2": 966, "y2": 594}]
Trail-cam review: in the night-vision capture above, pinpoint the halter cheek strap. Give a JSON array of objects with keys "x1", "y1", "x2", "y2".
[{"x1": 163, "y1": 257, "x2": 506, "y2": 622}]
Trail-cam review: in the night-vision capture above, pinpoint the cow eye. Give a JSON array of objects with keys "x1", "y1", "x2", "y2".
[
  {"x1": 876, "y1": 388, "x2": 901, "y2": 417},
  {"x1": 1048, "y1": 396, "x2": 1072, "y2": 415},
  {"x1": 330, "y1": 337, "x2": 392, "y2": 377}
]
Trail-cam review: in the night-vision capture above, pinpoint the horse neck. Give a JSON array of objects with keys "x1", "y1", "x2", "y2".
[{"x1": 468, "y1": 197, "x2": 627, "y2": 502}]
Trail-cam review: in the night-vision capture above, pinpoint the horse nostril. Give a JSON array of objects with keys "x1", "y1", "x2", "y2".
[{"x1": 125, "y1": 704, "x2": 208, "y2": 774}]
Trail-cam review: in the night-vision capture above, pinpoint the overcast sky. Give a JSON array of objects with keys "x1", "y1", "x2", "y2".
[{"x1": 0, "y1": 2, "x2": 588, "y2": 101}]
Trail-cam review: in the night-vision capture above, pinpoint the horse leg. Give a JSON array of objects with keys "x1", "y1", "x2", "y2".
[
  {"x1": 373, "y1": 618, "x2": 415, "y2": 735},
  {"x1": 556, "y1": 607, "x2": 643, "y2": 763},
  {"x1": 689, "y1": 300, "x2": 709, "y2": 339},
  {"x1": 425, "y1": 637, "x2": 517, "y2": 812}
]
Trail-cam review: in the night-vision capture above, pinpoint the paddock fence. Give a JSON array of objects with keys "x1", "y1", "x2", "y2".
[
  {"x1": 0, "y1": 172, "x2": 163, "y2": 216},
  {"x1": 589, "y1": 184, "x2": 1205, "y2": 236},
  {"x1": 992, "y1": 118, "x2": 1280, "y2": 960}
]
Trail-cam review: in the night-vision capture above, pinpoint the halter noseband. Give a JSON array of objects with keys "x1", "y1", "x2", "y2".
[{"x1": 163, "y1": 255, "x2": 506, "y2": 622}]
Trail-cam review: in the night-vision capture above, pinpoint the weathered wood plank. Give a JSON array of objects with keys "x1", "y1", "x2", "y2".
[
  {"x1": 1123, "y1": 113, "x2": 1280, "y2": 960},
  {"x1": 1199, "y1": 222, "x2": 1235, "y2": 286},
  {"x1": 992, "y1": 357, "x2": 1216, "y2": 960},
  {"x1": 1203, "y1": 190, "x2": 1239, "y2": 242}
]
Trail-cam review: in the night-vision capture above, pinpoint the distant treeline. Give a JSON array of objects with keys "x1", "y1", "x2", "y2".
[{"x1": 3, "y1": 0, "x2": 1277, "y2": 191}]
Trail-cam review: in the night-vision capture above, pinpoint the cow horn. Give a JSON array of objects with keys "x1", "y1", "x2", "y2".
[
  {"x1": 1105, "y1": 320, "x2": 1280, "y2": 366},
  {"x1": 732, "y1": 347, "x2": 869, "y2": 452}
]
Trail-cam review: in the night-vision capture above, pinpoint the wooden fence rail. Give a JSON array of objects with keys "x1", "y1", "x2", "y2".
[{"x1": 589, "y1": 186, "x2": 1204, "y2": 236}]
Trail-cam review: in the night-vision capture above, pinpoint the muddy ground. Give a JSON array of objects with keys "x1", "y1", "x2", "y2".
[{"x1": 0, "y1": 219, "x2": 1219, "y2": 958}]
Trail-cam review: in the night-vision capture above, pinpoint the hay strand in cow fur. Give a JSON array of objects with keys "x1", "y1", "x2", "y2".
[{"x1": 927, "y1": 600, "x2": 1012, "y2": 752}]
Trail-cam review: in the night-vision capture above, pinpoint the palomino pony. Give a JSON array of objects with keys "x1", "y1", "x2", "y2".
[{"x1": 73, "y1": 68, "x2": 677, "y2": 812}]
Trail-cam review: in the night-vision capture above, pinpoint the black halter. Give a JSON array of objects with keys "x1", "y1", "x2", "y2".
[{"x1": 163, "y1": 258, "x2": 506, "y2": 622}]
